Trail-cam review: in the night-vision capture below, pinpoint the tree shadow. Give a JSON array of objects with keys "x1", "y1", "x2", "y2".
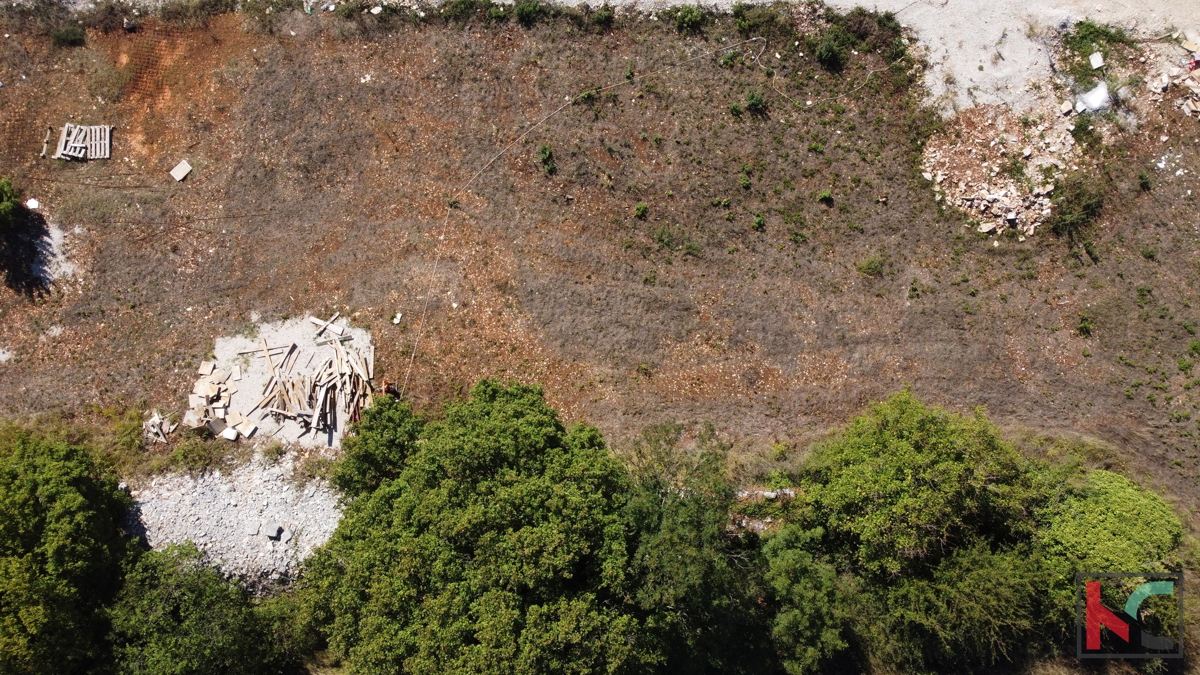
[{"x1": 0, "y1": 206, "x2": 52, "y2": 298}]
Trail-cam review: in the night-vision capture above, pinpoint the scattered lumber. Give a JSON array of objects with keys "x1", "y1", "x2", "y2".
[
  {"x1": 143, "y1": 409, "x2": 177, "y2": 443},
  {"x1": 182, "y1": 316, "x2": 374, "y2": 443}
]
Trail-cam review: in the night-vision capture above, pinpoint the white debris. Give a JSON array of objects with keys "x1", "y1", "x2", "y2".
[
  {"x1": 24, "y1": 198, "x2": 38, "y2": 209},
  {"x1": 169, "y1": 160, "x2": 192, "y2": 182},
  {"x1": 1089, "y1": 51, "x2": 1104, "y2": 69},
  {"x1": 370, "y1": 4, "x2": 381, "y2": 13},
  {"x1": 1077, "y1": 81, "x2": 1110, "y2": 112}
]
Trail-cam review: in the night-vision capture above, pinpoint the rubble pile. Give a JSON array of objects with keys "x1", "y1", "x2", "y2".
[{"x1": 922, "y1": 105, "x2": 1070, "y2": 239}]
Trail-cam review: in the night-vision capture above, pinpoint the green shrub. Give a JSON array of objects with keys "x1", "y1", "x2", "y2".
[
  {"x1": 744, "y1": 90, "x2": 767, "y2": 116},
  {"x1": 51, "y1": 24, "x2": 85, "y2": 47},
  {"x1": 814, "y1": 24, "x2": 854, "y2": 70},
  {"x1": 815, "y1": 189, "x2": 833, "y2": 205},
  {"x1": 857, "y1": 256, "x2": 884, "y2": 277},
  {"x1": 728, "y1": 102, "x2": 743, "y2": 117},
  {"x1": 1138, "y1": 170, "x2": 1153, "y2": 191},
  {"x1": 0, "y1": 178, "x2": 20, "y2": 234},
  {"x1": 1051, "y1": 172, "x2": 1104, "y2": 239},
  {"x1": 763, "y1": 525, "x2": 847, "y2": 674},
  {"x1": 0, "y1": 426, "x2": 131, "y2": 674},
  {"x1": 795, "y1": 391, "x2": 1046, "y2": 578},
  {"x1": 1037, "y1": 470, "x2": 1181, "y2": 632},
  {"x1": 108, "y1": 544, "x2": 294, "y2": 674},
  {"x1": 671, "y1": 5, "x2": 708, "y2": 34},
  {"x1": 169, "y1": 436, "x2": 232, "y2": 474},
  {"x1": 1076, "y1": 313, "x2": 1093, "y2": 337},
  {"x1": 731, "y1": 3, "x2": 795, "y2": 41},
  {"x1": 159, "y1": 0, "x2": 235, "y2": 27},
  {"x1": 537, "y1": 143, "x2": 556, "y2": 175},
  {"x1": 590, "y1": 3, "x2": 614, "y2": 29},
  {"x1": 514, "y1": 0, "x2": 546, "y2": 27},
  {"x1": 751, "y1": 212, "x2": 766, "y2": 231},
  {"x1": 634, "y1": 202, "x2": 648, "y2": 219},
  {"x1": 331, "y1": 396, "x2": 424, "y2": 499}
]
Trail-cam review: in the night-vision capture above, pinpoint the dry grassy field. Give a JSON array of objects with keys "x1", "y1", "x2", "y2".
[{"x1": 1, "y1": 3, "x2": 1198, "y2": 513}]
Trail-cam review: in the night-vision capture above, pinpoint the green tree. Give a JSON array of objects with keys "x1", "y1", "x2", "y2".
[
  {"x1": 108, "y1": 544, "x2": 291, "y2": 675},
  {"x1": 777, "y1": 391, "x2": 1058, "y2": 673},
  {"x1": 1037, "y1": 469, "x2": 1182, "y2": 634},
  {"x1": 302, "y1": 381, "x2": 656, "y2": 674},
  {"x1": 762, "y1": 525, "x2": 847, "y2": 675},
  {"x1": 0, "y1": 426, "x2": 130, "y2": 675},
  {"x1": 0, "y1": 178, "x2": 19, "y2": 234},
  {"x1": 622, "y1": 423, "x2": 775, "y2": 673},
  {"x1": 796, "y1": 391, "x2": 1046, "y2": 578},
  {"x1": 331, "y1": 396, "x2": 424, "y2": 500}
]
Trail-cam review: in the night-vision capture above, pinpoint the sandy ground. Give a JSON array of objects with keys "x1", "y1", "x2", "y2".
[{"x1": 815, "y1": 0, "x2": 1198, "y2": 113}]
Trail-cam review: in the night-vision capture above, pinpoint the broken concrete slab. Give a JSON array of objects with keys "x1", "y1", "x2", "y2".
[
  {"x1": 1078, "y1": 81, "x2": 1110, "y2": 112},
  {"x1": 264, "y1": 521, "x2": 282, "y2": 539}
]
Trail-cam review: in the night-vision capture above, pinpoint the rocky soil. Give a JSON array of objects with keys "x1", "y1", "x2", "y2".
[{"x1": 128, "y1": 453, "x2": 341, "y2": 584}]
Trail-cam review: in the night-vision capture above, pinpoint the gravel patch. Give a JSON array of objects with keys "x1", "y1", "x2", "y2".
[{"x1": 129, "y1": 454, "x2": 341, "y2": 584}]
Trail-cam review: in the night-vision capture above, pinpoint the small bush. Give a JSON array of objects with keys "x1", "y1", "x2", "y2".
[
  {"x1": 590, "y1": 3, "x2": 614, "y2": 29},
  {"x1": 671, "y1": 5, "x2": 708, "y2": 34},
  {"x1": 816, "y1": 189, "x2": 833, "y2": 205},
  {"x1": 814, "y1": 24, "x2": 854, "y2": 70},
  {"x1": 1138, "y1": 170, "x2": 1153, "y2": 191},
  {"x1": 751, "y1": 212, "x2": 766, "y2": 231},
  {"x1": 857, "y1": 255, "x2": 884, "y2": 277},
  {"x1": 634, "y1": 203, "x2": 649, "y2": 219},
  {"x1": 729, "y1": 103, "x2": 743, "y2": 117},
  {"x1": 1050, "y1": 173, "x2": 1104, "y2": 239},
  {"x1": 51, "y1": 24, "x2": 86, "y2": 47},
  {"x1": 1140, "y1": 246, "x2": 1158, "y2": 261},
  {"x1": 537, "y1": 143, "x2": 556, "y2": 175},
  {"x1": 1077, "y1": 313, "x2": 1093, "y2": 337},
  {"x1": 514, "y1": 0, "x2": 546, "y2": 27},
  {"x1": 170, "y1": 436, "x2": 232, "y2": 474},
  {"x1": 0, "y1": 178, "x2": 20, "y2": 234},
  {"x1": 159, "y1": 0, "x2": 235, "y2": 27},
  {"x1": 745, "y1": 90, "x2": 767, "y2": 116}
]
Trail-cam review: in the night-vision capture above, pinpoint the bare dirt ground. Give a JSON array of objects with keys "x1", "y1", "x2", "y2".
[{"x1": 0, "y1": 6, "x2": 1198, "y2": 523}]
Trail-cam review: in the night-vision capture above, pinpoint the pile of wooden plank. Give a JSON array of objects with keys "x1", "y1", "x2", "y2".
[
  {"x1": 143, "y1": 409, "x2": 178, "y2": 443},
  {"x1": 247, "y1": 333, "x2": 374, "y2": 436},
  {"x1": 182, "y1": 361, "x2": 258, "y2": 440},
  {"x1": 52, "y1": 123, "x2": 112, "y2": 161}
]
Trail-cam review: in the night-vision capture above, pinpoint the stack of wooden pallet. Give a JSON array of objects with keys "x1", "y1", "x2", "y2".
[
  {"x1": 52, "y1": 123, "x2": 112, "y2": 160},
  {"x1": 249, "y1": 335, "x2": 374, "y2": 436}
]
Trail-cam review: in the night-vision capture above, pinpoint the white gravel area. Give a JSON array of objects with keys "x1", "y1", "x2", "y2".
[
  {"x1": 817, "y1": 0, "x2": 1197, "y2": 114},
  {"x1": 129, "y1": 455, "x2": 341, "y2": 583}
]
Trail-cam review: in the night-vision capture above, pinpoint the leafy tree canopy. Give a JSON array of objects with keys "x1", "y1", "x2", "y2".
[
  {"x1": 0, "y1": 426, "x2": 130, "y2": 675},
  {"x1": 108, "y1": 543, "x2": 301, "y2": 675},
  {"x1": 796, "y1": 389, "x2": 1048, "y2": 578},
  {"x1": 302, "y1": 381, "x2": 655, "y2": 674}
]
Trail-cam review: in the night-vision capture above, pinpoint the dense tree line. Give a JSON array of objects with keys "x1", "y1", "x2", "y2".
[{"x1": 0, "y1": 384, "x2": 1185, "y2": 674}]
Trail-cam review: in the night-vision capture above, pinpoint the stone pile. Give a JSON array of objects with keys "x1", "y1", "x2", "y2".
[
  {"x1": 129, "y1": 455, "x2": 341, "y2": 584},
  {"x1": 921, "y1": 104, "x2": 1071, "y2": 239}
]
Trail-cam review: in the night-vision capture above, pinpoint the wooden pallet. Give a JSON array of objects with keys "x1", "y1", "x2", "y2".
[{"x1": 51, "y1": 123, "x2": 111, "y2": 160}]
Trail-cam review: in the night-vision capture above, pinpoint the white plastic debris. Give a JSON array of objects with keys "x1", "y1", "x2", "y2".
[
  {"x1": 25, "y1": 198, "x2": 38, "y2": 209},
  {"x1": 370, "y1": 5, "x2": 381, "y2": 13},
  {"x1": 1077, "y1": 81, "x2": 1110, "y2": 112},
  {"x1": 169, "y1": 160, "x2": 192, "y2": 182},
  {"x1": 392, "y1": 312, "x2": 402, "y2": 324},
  {"x1": 1089, "y1": 52, "x2": 1104, "y2": 69}
]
